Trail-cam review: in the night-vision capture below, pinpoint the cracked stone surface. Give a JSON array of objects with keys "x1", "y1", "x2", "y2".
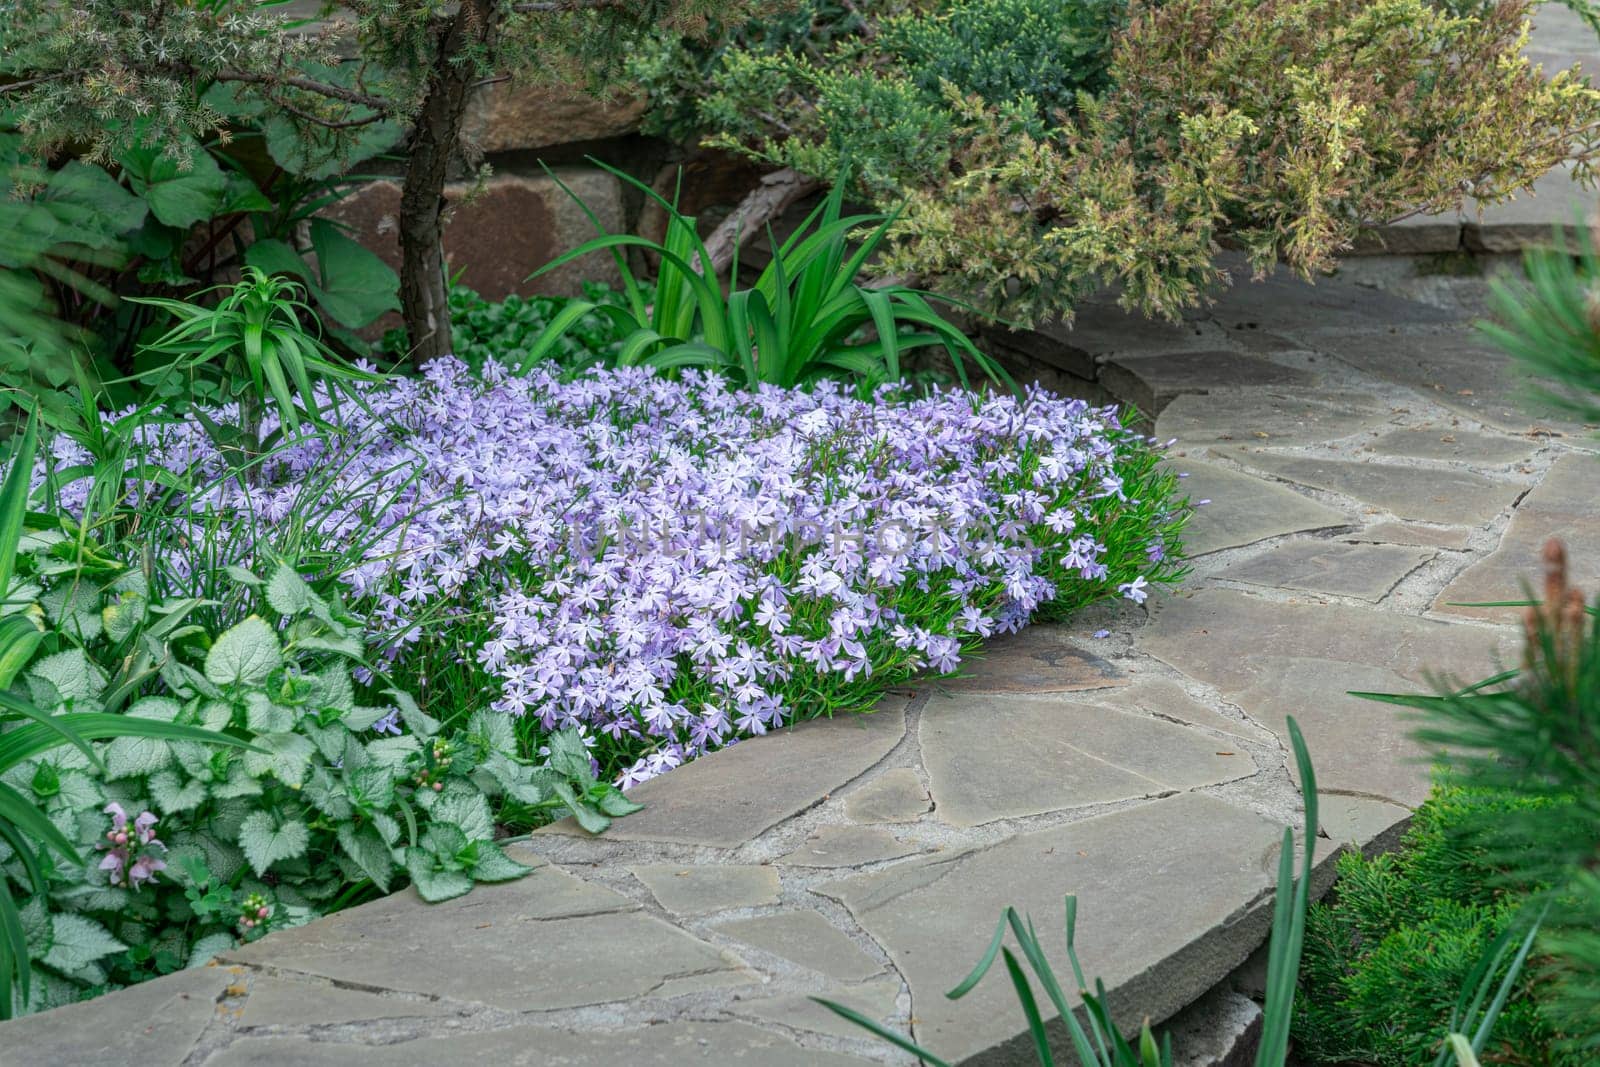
[
  {"x1": 1156, "y1": 388, "x2": 1390, "y2": 448},
  {"x1": 1169, "y1": 458, "x2": 1349, "y2": 554},
  {"x1": 630, "y1": 864, "x2": 780, "y2": 915},
  {"x1": 1217, "y1": 540, "x2": 1434, "y2": 602},
  {"x1": 1220, "y1": 448, "x2": 1522, "y2": 525},
  {"x1": 843, "y1": 767, "x2": 931, "y2": 823},
  {"x1": 714, "y1": 911, "x2": 885, "y2": 981},
  {"x1": 819, "y1": 793, "x2": 1290, "y2": 1063},
  {"x1": 1434, "y1": 453, "x2": 1600, "y2": 619},
  {"x1": 777, "y1": 824, "x2": 920, "y2": 868},
  {"x1": 922, "y1": 692, "x2": 1256, "y2": 826},
  {"x1": 16, "y1": 218, "x2": 1600, "y2": 1067}
]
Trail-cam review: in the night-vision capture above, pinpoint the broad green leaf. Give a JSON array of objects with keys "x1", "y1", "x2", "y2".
[
  {"x1": 347, "y1": 764, "x2": 395, "y2": 811},
  {"x1": 243, "y1": 238, "x2": 313, "y2": 284},
  {"x1": 404, "y1": 848, "x2": 474, "y2": 903},
  {"x1": 117, "y1": 142, "x2": 228, "y2": 229},
  {"x1": 243, "y1": 732, "x2": 317, "y2": 788},
  {"x1": 337, "y1": 823, "x2": 396, "y2": 891},
  {"x1": 204, "y1": 616, "x2": 282, "y2": 688},
  {"x1": 104, "y1": 697, "x2": 183, "y2": 779},
  {"x1": 364, "y1": 735, "x2": 421, "y2": 769},
  {"x1": 238, "y1": 810, "x2": 310, "y2": 876},
  {"x1": 244, "y1": 693, "x2": 294, "y2": 735},
  {"x1": 386, "y1": 688, "x2": 439, "y2": 737},
  {"x1": 42, "y1": 161, "x2": 147, "y2": 248},
  {"x1": 466, "y1": 710, "x2": 515, "y2": 755},
  {"x1": 185, "y1": 931, "x2": 236, "y2": 969},
  {"x1": 41, "y1": 913, "x2": 125, "y2": 974},
  {"x1": 148, "y1": 771, "x2": 209, "y2": 815},
  {"x1": 309, "y1": 220, "x2": 399, "y2": 328},
  {"x1": 545, "y1": 728, "x2": 592, "y2": 782},
  {"x1": 26, "y1": 649, "x2": 104, "y2": 705},
  {"x1": 40, "y1": 583, "x2": 103, "y2": 643},
  {"x1": 466, "y1": 841, "x2": 530, "y2": 883},
  {"x1": 426, "y1": 786, "x2": 494, "y2": 843}
]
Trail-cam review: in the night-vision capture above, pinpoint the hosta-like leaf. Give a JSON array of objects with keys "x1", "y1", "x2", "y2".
[
  {"x1": 185, "y1": 931, "x2": 236, "y2": 969},
  {"x1": 425, "y1": 786, "x2": 494, "y2": 843},
  {"x1": 337, "y1": 823, "x2": 396, "y2": 891},
  {"x1": 237, "y1": 811, "x2": 310, "y2": 876},
  {"x1": 117, "y1": 141, "x2": 227, "y2": 229},
  {"x1": 243, "y1": 732, "x2": 317, "y2": 788},
  {"x1": 148, "y1": 771, "x2": 209, "y2": 815},
  {"x1": 27, "y1": 649, "x2": 104, "y2": 704},
  {"x1": 204, "y1": 616, "x2": 283, "y2": 688},
  {"x1": 404, "y1": 848, "x2": 474, "y2": 903},
  {"x1": 41, "y1": 913, "x2": 125, "y2": 974},
  {"x1": 266, "y1": 565, "x2": 315, "y2": 617},
  {"x1": 104, "y1": 697, "x2": 183, "y2": 779},
  {"x1": 466, "y1": 841, "x2": 530, "y2": 883}
]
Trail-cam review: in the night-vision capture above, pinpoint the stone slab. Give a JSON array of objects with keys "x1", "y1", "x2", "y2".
[
  {"x1": 921, "y1": 692, "x2": 1255, "y2": 827},
  {"x1": 1206, "y1": 264, "x2": 1458, "y2": 334},
  {"x1": 777, "y1": 824, "x2": 920, "y2": 868},
  {"x1": 540, "y1": 697, "x2": 907, "y2": 848},
  {"x1": 1221, "y1": 449, "x2": 1521, "y2": 526},
  {"x1": 1156, "y1": 388, "x2": 1390, "y2": 449},
  {"x1": 237, "y1": 975, "x2": 459, "y2": 1028},
  {"x1": 1296, "y1": 328, "x2": 1583, "y2": 434},
  {"x1": 715, "y1": 911, "x2": 884, "y2": 981},
  {"x1": 1465, "y1": 164, "x2": 1591, "y2": 253},
  {"x1": 630, "y1": 864, "x2": 780, "y2": 916},
  {"x1": 1099, "y1": 351, "x2": 1316, "y2": 419},
  {"x1": 1089, "y1": 678, "x2": 1273, "y2": 743},
  {"x1": 222, "y1": 877, "x2": 749, "y2": 1011},
  {"x1": 0, "y1": 965, "x2": 234, "y2": 1067},
  {"x1": 207, "y1": 1021, "x2": 871, "y2": 1066},
  {"x1": 844, "y1": 768, "x2": 931, "y2": 823},
  {"x1": 1140, "y1": 589, "x2": 1517, "y2": 806},
  {"x1": 1317, "y1": 794, "x2": 1414, "y2": 855},
  {"x1": 1350, "y1": 212, "x2": 1463, "y2": 255},
  {"x1": 1434, "y1": 452, "x2": 1600, "y2": 619},
  {"x1": 817, "y1": 793, "x2": 1290, "y2": 1063},
  {"x1": 1365, "y1": 427, "x2": 1536, "y2": 465},
  {"x1": 1217, "y1": 539, "x2": 1434, "y2": 602},
  {"x1": 1168, "y1": 460, "x2": 1349, "y2": 555},
  {"x1": 1168, "y1": 986, "x2": 1265, "y2": 1067},
  {"x1": 936, "y1": 625, "x2": 1127, "y2": 694},
  {"x1": 731, "y1": 976, "x2": 902, "y2": 1041},
  {"x1": 1344, "y1": 522, "x2": 1473, "y2": 551}
]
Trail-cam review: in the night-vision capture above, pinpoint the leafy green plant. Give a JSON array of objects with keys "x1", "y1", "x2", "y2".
[
  {"x1": 1479, "y1": 222, "x2": 1600, "y2": 427},
  {"x1": 526, "y1": 162, "x2": 1011, "y2": 391},
  {"x1": 1354, "y1": 540, "x2": 1600, "y2": 1053},
  {"x1": 125, "y1": 267, "x2": 376, "y2": 449},
  {"x1": 379, "y1": 281, "x2": 629, "y2": 372},
  {"x1": 1294, "y1": 782, "x2": 1576, "y2": 1065},
  {"x1": 0, "y1": 413, "x2": 253, "y2": 1019}
]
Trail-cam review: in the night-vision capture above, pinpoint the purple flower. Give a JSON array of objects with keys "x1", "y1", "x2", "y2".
[{"x1": 54, "y1": 362, "x2": 1180, "y2": 787}]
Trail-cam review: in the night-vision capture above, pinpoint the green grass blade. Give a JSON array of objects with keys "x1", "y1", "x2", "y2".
[
  {"x1": 811, "y1": 997, "x2": 953, "y2": 1067},
  {"x1": 1001, "y1": 947, "x2": 1056, "y2": 1066}
]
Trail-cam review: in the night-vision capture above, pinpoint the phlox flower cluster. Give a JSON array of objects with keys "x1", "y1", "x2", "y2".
[{"x1": 49, "y1": 361, "x2": 1184, "y2": 786}]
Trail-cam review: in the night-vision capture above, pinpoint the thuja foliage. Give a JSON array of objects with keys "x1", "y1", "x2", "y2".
[
  {"x1": 1294, "y1": 781, "x2": 1578, "y2": 1065},
  {"x1": 666, "y1": 0, "x2": 1600, "y2": 325}
]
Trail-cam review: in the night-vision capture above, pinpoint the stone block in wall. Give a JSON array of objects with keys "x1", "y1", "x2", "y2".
[
  {"x1": 462, "y1": 83, "x2": 648, "y2": 154},
  {"x1": 322, "y1": 168, "x2": 625, "y2": 310}
]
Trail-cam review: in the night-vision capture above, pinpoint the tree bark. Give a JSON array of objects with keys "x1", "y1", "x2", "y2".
[
  {"x1": 398, "y1": 0, "x2": 500, "y2": 363},
  {"x1": 700, "y1": 167, "x2": 821, "y2": 276}
]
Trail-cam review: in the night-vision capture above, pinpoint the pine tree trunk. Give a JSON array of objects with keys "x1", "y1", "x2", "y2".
[{"x1": 398, "y1": 0, "x2": 500, "y2": 363}]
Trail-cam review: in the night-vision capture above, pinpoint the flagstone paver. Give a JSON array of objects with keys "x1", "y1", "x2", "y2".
[
  {"x1": 1171, "y1": 458, "x2": 1350, "y2": 555},
  {"x1": 16, "y1": 217, "x2": 1600, "y2": 1067},
  {"x1": 1216, "y1": 540, "x2": 1435, "y2": 602}
]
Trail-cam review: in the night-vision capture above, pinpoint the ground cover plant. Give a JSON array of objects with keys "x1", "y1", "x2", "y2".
[
  {"x1": 49, "y1": 360, "x2": 1188, "y2": 787},
  {"x1": 380, "y1": 282, "x2": 629, "y2": 374},
  {"x1": 1294, "y1": 781, "x2": 1577, "y2": 1065}
]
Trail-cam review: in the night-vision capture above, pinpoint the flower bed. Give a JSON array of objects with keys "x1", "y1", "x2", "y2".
[{"x1": 51, "y1": 361, "x2": 1188, "y2": 784}]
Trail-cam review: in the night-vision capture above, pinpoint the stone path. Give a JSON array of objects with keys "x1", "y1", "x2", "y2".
[{"x1": 11, "y1": 256, "x2": 1597, "y2": 1066}]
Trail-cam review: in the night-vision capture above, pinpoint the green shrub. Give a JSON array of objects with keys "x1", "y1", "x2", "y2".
[{"x1": 1294, "y1": 781, "x2": 1580, "y2": 1065}]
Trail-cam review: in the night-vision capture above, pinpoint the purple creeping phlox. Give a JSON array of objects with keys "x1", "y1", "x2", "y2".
[{"x1": 48, "y1": 361, "x2": 1186, "y2": 788}]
